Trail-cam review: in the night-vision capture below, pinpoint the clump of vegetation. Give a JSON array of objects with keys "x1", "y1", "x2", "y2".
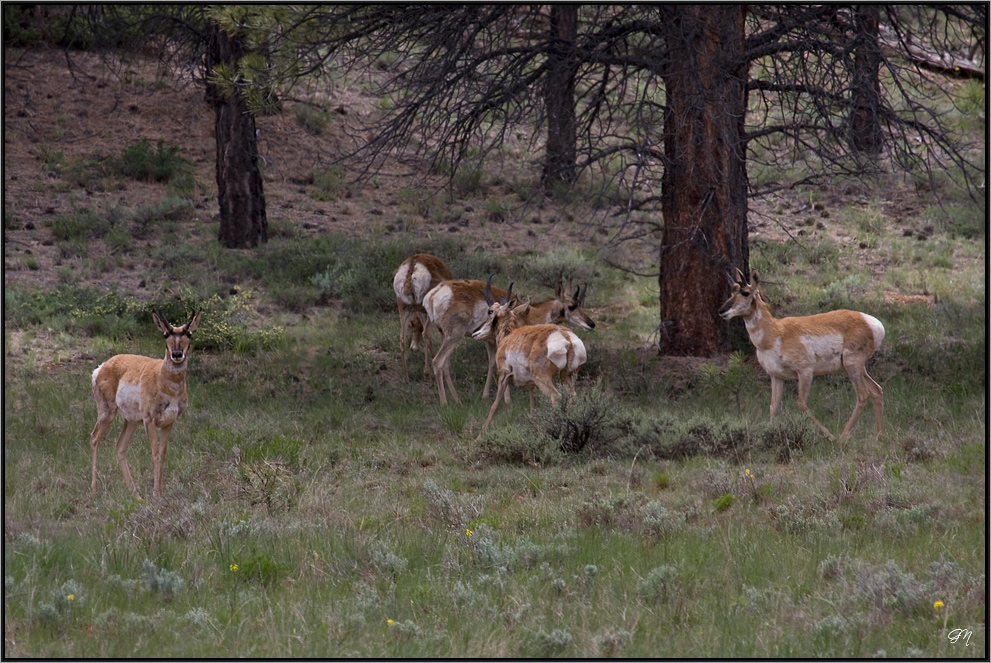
[{"x1": 111, "y1": 138, "x2": 196, "y2": 196}]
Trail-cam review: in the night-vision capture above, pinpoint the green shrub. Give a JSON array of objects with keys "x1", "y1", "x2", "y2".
[
  {"x1": 112, "y1": 139, "x2": 195, "y2": 196},
  {"x1": 49, "y1": 208, "x2": 112, "y2": 241},
  {"x1": 293, "y1": 104, "x2": 330, "y2": 135},
  {"x1": 476, "y1": 422, "x2": 557, "y2": 466},
  {"x1": 522, "y1": 248, "x2": 602, "y2": 290}
]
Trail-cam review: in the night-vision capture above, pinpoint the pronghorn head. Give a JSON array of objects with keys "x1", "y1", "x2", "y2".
[
  {"x1": 152, "y1": 310, "x2": 202, "y2": 364},
  {"x1": 551, "y1": 281, "x2": 596, "y2": 330},
  {"x1": 719, "y1": 269, "x2": 761, "y2": 321},
  {"x1": 474, "y1": 276, "x2": 522, "y2": 341}
]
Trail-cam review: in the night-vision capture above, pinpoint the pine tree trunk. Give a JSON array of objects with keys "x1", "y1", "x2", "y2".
[
  {"x1": 206, "y1": 21, "x2": 268, "y2": 249},
  {"x1": 850, "y1": 4, "x2": 883, "y2": 154},
  {"x1": 658, "y1": 6, "x2": 749, "y2": 356},
  {"x1": 542, "y1": 4, "x2": 578, "y2": 186}
]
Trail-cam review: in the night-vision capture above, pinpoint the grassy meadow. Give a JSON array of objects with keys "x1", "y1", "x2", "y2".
[
  {"x1": 4, "y1": 197, "x2": 986, "y2": 657},
  {"x1": 3, "y1": 42, "x2": 986, "y2": 659}
]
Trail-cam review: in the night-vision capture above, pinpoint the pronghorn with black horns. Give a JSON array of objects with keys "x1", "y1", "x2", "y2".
[
  {"x1": 471, "y1": 286, "x2": 587, "y2": 437},
  {"x1": 719, "y1": 269, "x2": 884, "y2": 441},
  {"x1": 424, "y1": 275, "x2": 596, "y2": 406},
  {"x1": 90, "y1": 309, "x2": 201, "y2": 499}
]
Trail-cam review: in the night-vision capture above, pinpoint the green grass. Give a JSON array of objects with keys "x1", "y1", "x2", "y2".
[{"x1": 3, "y1": 201, "x2": 986, "y2": 658}]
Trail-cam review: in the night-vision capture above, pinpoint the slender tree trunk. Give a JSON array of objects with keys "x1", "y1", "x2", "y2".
[
  {"x1": 206, "y1": 21, "x2": 268, "y2": 249},
  {"x1": 658, "y1": 5, "x2": 749, "y2": 356},
  {"x1": 850, "y1": 4, "x2": 883, "y2": 154},
  {"x1": 542, "y1": 4, "x2": 578, "y2": 186}
]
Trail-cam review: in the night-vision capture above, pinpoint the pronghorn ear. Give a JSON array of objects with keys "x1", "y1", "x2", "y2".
[
  {"x1": 152, "y1": 309, "x2": 171, "y2": 336},
  {"x1": 750, "y1": 270, "x2": 760, "y2": 286},
  {"x1": 185, "y1": 311, "x2": 202, "y2": 335}
]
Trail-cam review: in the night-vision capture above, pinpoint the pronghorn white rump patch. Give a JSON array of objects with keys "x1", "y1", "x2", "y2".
[
  {"x1": 394, "y1": 262, "x2": 434, "y2": 306},
  {"x1": 92, "y1": 362, "x2": 106, "y2": 387},
  {"x1": 546, "y1": 329, "x2": 587, "y2": 371},
  {"x1": 412, "y1": 264, "x2": 436, "y2": 301},
  {"x1": 424, "y1": 284, "x2": 453, "y2": 322},
  {"x1": 861, "y1": 313, "x2": 885, "y2": 349}
]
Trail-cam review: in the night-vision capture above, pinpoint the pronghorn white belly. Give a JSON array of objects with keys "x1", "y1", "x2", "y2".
[
  {"x1": 801, "y1": 333, "x2": 845, "y2": 374},
  {"x1": 756, "y1": 338, "x2": 794, "y2": 379},
  {"x1": 503, "y1": 349, "x2": 536, "y2": 385},
  {"x1": 115, "y1": 381, "x2": 146, "y2": 423}
]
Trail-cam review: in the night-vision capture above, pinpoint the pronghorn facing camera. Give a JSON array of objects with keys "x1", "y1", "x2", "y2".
[
  {"x1": 90, "y1": 310, "x2": 201, "y2": 499},
  {"x1": 719, "y1": 269, "x2": 884, "y2": 441},
  {"x1": 393, "y1": 254, "x2": 454, "y2": 378},
  {"x1": 472, "y1": 296, "x2": 587, "y2": 437}
]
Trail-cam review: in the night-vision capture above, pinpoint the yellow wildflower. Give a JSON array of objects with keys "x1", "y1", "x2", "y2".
[
  {"x1": 466, "y1": 528, "x2": 473, "y2": 538},
  {"x1": 934, "y1": 600, "x2": 944, "y2": 609},
  {"x1": 387, "y1": 619, "x2": 394, "y2": 626},
  {"x1": 230, "y1": 564, "x2": 238, "y2": 572},
  {"x1": 67, "y1": 594, "x2": 75, "y2": 601}
]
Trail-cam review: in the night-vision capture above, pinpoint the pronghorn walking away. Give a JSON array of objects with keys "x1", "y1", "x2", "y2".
[
  {"x1": 424, "y1": 277, "x2": 595, "y2": 405},
  {"x1": 719, "y1": 269, "x2": 884, "y2": 441},
  {"x1": 471, "y1": 294, "x2": 587, "y2": 437},
  {"x1": 393, "y1": 254, "x2": 454, "y2": 378},
  {"x1": 90, "y1": 310, "x2": 201, "y2": 499}
]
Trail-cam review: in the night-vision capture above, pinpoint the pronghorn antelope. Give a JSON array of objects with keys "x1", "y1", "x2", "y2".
[
  {"x1": 90, "y1": 310, "x2": 201, "y2": 499},
  {"x1": 424, "y1": 275, "x2": 515, "y2": 406},
  {"x1": 719, "y1": 269, "x2": 884, "y2": 441},
  {"x1": 393, "y1": 253, "x2": 454, "y2": 378},
  {"x1": 471, "y1": 295, "x2": 587, "y2": 436},
  {"x1": 424, "y1": 277, "x2": 595, "y2": 406}
]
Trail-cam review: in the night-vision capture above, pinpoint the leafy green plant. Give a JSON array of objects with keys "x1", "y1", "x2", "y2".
[{"x1": 112, "y1": 138, "x2": 196, "y2": 196}]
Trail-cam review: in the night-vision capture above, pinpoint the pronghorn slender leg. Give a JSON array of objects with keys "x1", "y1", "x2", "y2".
[
  {"x1": 868, "y1": 373, "x2": 884, "y2": 435},
  {"x1": 114, "y1": 421, "x2": 142, "y2": 497},
  {"x1": 839, "y1": 364, "x2": 883, "y2": 440},
  {"x1": 478, "y1": 374, "x2": 511, "y2": 436},
  {"x1": 151, "y1": 423, "x2": 173, "y2": 499},
  {"x1": 533, "y1": 376, "x2": 561, "y2": 410},
  {"x1": 481, "y1": 340, "x2": 497, "y2": 401},
  {"x1": 420, "y1": 314, "x2": 436, "y2": 377},
  {"x1": 796, "y1": 371, "x2": 835, "y2": 440},
  {"x1": 769, "y1": 376, "x2": 784, "y2": 421},
  {"x1": 398, "y1": 303, "x2": 411, "y2": 380},
  {"x1": 90, "y1": 407, "x2": 117, "y2": 491},
  {"x1": 432, "y1": 332, "x2": 462, "y2": 405}
]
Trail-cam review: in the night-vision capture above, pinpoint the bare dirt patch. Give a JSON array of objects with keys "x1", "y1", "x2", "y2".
[{"x1": 4, "y1": 47, "x2": 953, "y2": 303}]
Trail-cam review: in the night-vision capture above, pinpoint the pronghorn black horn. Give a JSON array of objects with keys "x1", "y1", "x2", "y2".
[
  {"x1": 483, "y1": 274, "x2": 496, "y2": 306},
  {"x1": 500, "y1": 282, "x2": 514, "y2": 305},
  {"x1": 577, "y1": 283, "x2": 588, "y2": 306}
]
